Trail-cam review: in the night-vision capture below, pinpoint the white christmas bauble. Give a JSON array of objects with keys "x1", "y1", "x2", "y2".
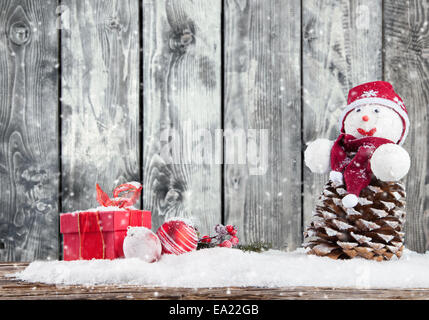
[
  {"x1": 344, "y1": 104, "x2": 404, "y2": 143},
  {"x1": 370, "y1": 143, "x2": 410, "y2": 181},
  {"x1": 123, "y1": 227, "x2": 162, "y2": 263},
  {"x1": 304, "y1": 138, "x2": 333, "y2": 173}
]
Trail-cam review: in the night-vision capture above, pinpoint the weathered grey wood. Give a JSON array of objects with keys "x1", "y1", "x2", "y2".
[
  {"x1": 0, "y1": 0, "x2": 59, "y2": 261},
  {"x1": 61, "y1": 0, "x2": 141, "y2": 212},
  {"x1": 142, "y1": 0, "x2": 222, "y2": 233},
  {"x1": 384, "y1": 0, "x2": 429, "y2": 252},
  {"x1": 302, "y1": 0, "x2": 382, "y2": 228},
  {"x1": 224, "y1": 0, "x2": 301, "y2": 249}
]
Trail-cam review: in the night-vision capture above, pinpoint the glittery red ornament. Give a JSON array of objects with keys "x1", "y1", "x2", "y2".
[{"x1": 156, "y1": 219, "x2": 198, "y2": 255}]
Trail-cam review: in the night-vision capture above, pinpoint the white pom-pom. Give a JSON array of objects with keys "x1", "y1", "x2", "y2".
[
  {"x1": 304, "y1": 139, "x2": 333, "y2": 173},
  {"x1": 329, "y1": 171, "x2": 343, "y2": 185},
  {"x1": 342, "y1": 194, "x2": 358, "y2": 208},
  {"x1": 123, "y1": 227, "x2": 162, "y2": 263},
  {"x1": 371, "y1": 144, "x2": 410, "y2": 181}
]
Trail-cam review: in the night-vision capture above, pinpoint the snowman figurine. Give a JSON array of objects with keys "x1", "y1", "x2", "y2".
[
  {"x1": 305, "y1": 81, "x2": 410, "y2": 207},
  {"x1": 303, "y1": 81, "x2": 411, "y2": 261}
]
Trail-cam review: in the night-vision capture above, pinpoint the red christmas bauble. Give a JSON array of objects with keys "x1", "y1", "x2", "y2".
[
  {"x1": 226, "y1": 225, "x2": 237, "y2": 236},
  {"x1": 226, "y1": 225, "x2": 234, "y2": 233},
  {"x1": 156, "y1": 219, "x2": 198, "y2": 255}
]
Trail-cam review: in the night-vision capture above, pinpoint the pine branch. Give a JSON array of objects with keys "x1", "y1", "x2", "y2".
[
  {"x1": 197, "y1": 242, "x2": 216, "y2": 250},
  {"x1": 197, "y1": 241, "x2": 272, "y2": 253},
  {"x1": 236, "y1": 242, "x2": 273, "y2": 253}
]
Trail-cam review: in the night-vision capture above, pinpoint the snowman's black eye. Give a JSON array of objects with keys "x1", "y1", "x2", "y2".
[
  {"x1": 374, "y1": 108, "x2": 379, "y2": 113},
  {"x1": 356, "y1": 108, "x2": 361, "y2": 112}
]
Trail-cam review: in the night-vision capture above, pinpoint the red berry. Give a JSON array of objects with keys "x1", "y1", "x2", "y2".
[
  {"x1": 220, "y1": 240, "x2": 232, "y2": 248},
  {"x1": 230, "y1": 236, "x2": 239, "y2": 246},
  {"x1": 226, "y1": 225, "x2": 236, "y2": 234},
  {"x1": 201, "y1": 236, "x2": 211, "y2": 243}
]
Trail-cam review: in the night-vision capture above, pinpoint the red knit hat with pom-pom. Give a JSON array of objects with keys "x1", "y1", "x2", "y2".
[{"x1": 338, "y1": 81, "x2": 409, "y2": 144}]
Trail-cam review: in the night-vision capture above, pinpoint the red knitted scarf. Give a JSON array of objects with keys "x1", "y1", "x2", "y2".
[{"x1": 330, "y1": 134, "x2": 393, "y2": 197}]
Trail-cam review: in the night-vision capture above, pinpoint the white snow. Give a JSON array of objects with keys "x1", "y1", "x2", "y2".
[
  {"x1": 321, "y1": 211, "x2": 336, "y2": 219},
  {"x1": 346, "y1": 207, "x2": 361, "y2": 216},
  {"x1": 370, "y1": 208, "x2": 389, "y2": 218},
  {"x1": 358, "y1": 197, "x2": 373, "y2": 205},
  {"x1": 357, "y1": 219, "x2": 380, "y2": 231},
  {"x1": 324, "y1": 227, "x2": 338, "y2": 237},
  {"x1": 336, "y1": 188, "x2": 347, "y2": 195},
  {"x1": 66, "y1": 206, "x2": 138, "y2": 214},
  {"x1": 10, "y1": 248, "x2": 429, "y2": 289},
  {"x1": 122, "y1": 181, "x2": 142, "y2": 189},
  {"x1": 367, "y1": 185, "x2": 382, "y2": 193},
  {"x1": 377, "y1": 233, "x2": 395, "y2": 243},
  {"x1": 350, "y1": 232, "x2": 371, "y2": 244},
  {"x1": 329, "y1": 170, "x2": 343, "y2": 185},
  {"x1": 332, "y1": 219, "x2": 353, "y2": 230},
  {"x1": 380, "y1": 201, "x2": 396, "y2": 211},
  {"x1": 323, "y1": 189, "x2": 335, "y2": 197},
  {"x1": 384, "y1": 221, "x2": 399, "y2": 229}
]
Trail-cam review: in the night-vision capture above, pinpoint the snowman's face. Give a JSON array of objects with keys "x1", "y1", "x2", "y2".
[{"x1": 343, "y1": 104, "x2": 403, "y2": 143}]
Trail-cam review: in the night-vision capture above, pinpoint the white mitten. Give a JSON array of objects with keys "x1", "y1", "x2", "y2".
[
  {"x1": 371, "y1": 143, "x2": 410, "y2": 181},
  {"x1": 304, "y1": 139, "x2": 333, "y2": 174}
]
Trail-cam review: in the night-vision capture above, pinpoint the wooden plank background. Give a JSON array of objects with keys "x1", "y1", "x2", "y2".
[
  {"x1": 0, "y1": 0, "x2": 59, "y2": 261},
  {"x1": 142, "y1": 0, "x2": 222, "y2": 234},
  {"x1": 224, "y1": 0, "x2": 301, "y2": 250},
  {"x1": 0, "y1": 0, "x2": 428, "y2": 261},
  {"x1": 61, "y1": 0, "x2": 141, "y2": 214}
]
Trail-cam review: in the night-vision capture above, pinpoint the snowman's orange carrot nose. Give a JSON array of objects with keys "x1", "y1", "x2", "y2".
[{"x1": 362, "y1": 115, "x2": 369, "y2": 122}]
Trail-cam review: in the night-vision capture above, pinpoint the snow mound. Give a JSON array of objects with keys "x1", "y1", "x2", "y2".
[
  {"x1": 11, "y1": 248, "x2": 429, "y2": 288},
  {"x1": 66, "y1": 206, "x2": 138, "y2": 214}
]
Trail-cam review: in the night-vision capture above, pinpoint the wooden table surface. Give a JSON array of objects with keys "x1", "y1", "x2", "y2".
[{"x1": 1, "y1": 262, "x2": 429, "y2": 300}]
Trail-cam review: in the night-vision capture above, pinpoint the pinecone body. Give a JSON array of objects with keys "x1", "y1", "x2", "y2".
[{"x1": 303, "y1": 178, "x2": 406, "y2": 261}]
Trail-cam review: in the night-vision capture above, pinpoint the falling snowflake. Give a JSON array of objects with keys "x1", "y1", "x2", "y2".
[{"x1": 361, "y1": 90, "x2": 378, "y2": 98}]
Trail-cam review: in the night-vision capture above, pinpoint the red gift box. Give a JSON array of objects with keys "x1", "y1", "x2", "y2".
[{"x1": 60, "y1": 183, "x2": 151, "y2": 261}]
